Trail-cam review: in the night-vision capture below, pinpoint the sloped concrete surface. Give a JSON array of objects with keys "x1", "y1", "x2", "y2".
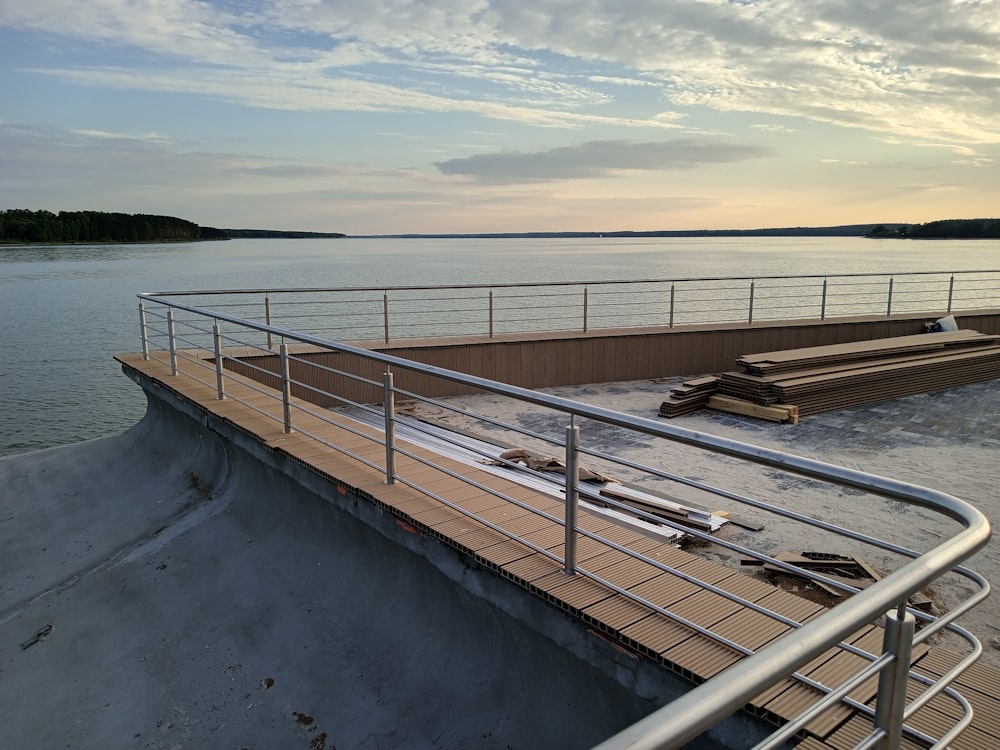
[{"x1": 0, "y1": 390, "x2": 698, "y2": 750}]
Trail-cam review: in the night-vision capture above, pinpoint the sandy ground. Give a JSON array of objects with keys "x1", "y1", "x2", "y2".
[{"x1": 401, "y1": 376, "x2": 1000, "y2": 668}]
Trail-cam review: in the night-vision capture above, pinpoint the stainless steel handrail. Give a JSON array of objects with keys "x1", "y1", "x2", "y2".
[
  {"x1": 139, "y1": 269, "x2": 1000, "y2": 343},
  {"x1": 136, "y1": 291, "x2": 993, "y2": 750}
]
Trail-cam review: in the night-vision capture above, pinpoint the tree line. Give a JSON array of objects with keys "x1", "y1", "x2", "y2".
[
  {"x1": 0, "y1": 209, "x2": 212, "y2": 244},
  {"x1": 867, "y1": 218, "x2": 1000, "y2": 239}
]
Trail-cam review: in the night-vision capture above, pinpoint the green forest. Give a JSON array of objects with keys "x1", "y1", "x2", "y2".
[
  {"x1": 0, "y1": 209, "x2": 224, "y2": 244},
  {"x1": 867, "y1": 218, "x2": 1000, "y2": 239}
]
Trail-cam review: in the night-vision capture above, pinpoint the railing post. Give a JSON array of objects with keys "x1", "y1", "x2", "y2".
[
  {"x1": 383, "y1": 292, "x2": 390, "y2": 344},
  {"x1": 265, "y1": 293, "x2": 273, "y2": 350},
  {"x1": 748, "y1": 280, "x2": 755, "y2": 324},
  {"x1": 563, "y1": 422, "x2": 580, "y2": 575},
  {"x1": 947, "y1": 274, "x2": 955, "y2": 313},
  {"x1": 167, "y1": 308, "x2": 178, "y2": 376},
  {"x1": 279, "y1": 342, "x2": 293, "y2": 433},
  {"x1": 489, "y1": 288, "x2": 495, "y2": 338},
  {"x1": 383, "y1": 370, "x2": 396, "y2": 484},
  {"x1": 873, "y1": 606, "x2": 916, "y2": 750},
  {"x1": 821, "y1": 278, "x2": 828, "y2": 320},
  {"x1": 669, "y1": 283, "x2": 675, "y2": 328},
  {"x1": 887, "y1": 276, "x2": 894, "y2": 317},
  {"x1": 138, "y1": 301, "x2": 150, "y2": 361},
  {"x1": 213, "y1": 321, "x2": 226, "y2": 400},
  {"x1": 583, "y1": 286, "x2": 589, "y2": 333}
]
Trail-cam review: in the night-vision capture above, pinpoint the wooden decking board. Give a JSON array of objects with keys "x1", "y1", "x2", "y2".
[
  {"x1": 117, "y1": 352, "x2": 1000, "y2": 749},
  {"x1": 475, "y1": 502, "x2": 538, "y2": 524},
  {"x1": 519, "y1": 524, "x2": 570, "y2": 550},
  {"x1": 946, "y1": 725, "x2": 997, "y2": 750},
  {"x1": 627, "y1": 570, "x2": 704, "y2": 606},
  {"x1": 435, "y1": 488, "x2": 505, "y2": 509},
  {"x1": 476, "y1": 538, "x2": 537, "y2": 567},
  {"x1": 665, "y1": 636, "x2": 741, "y2": 679},
  {"x1": 409, "y1": 505, "x2": 462, "y2": 527},
  {"x1": 737, "y1": 330, "x2": 994, "y2": 367},
  {"x1": 596, "y1": 556, "x2": 672, "y2": 589},
  {"x1": 446, "y1": 526, "x2": 509, "y2": 551},
  {"x1": 504, "y1": 552, "x2": 564, "y2": 582},
  {"x1": 711, "y1": 608, "x2": 794, "y2": 652},
  {"x1": 806, "y1": 648, "x2": 879, "y2": 706},
  {"x1": 878, "y1": 684, "x2": 993, "y2": 750},
  {"x1": 913, "y1": 647, "x2": 1000, "y2": 699},
  {"x1": 532, "y1": 569, "x2": 618, "y2": 610},
  {"x1": 494, "y1": 512, "x2": 557, "y2": 537},
  {"x1": 404, "y1": 474, "x2": 466, "y2": 498},
  {"x1": 793, "y1": 739, "x2": 830, "y2": 750},
  {"x1": 622, "y1": 612, "x2": 699, "y2": 654},
  {"x1": 583, "y1": 593, "x2": 663, "y2": 631},
  {"x1": 555, "y1": 539, "x2": 623, "y2": 567},
  {"x1": 431, "y1": 516, "x2": 487, "y2": 539},
  {"x1": 664, "y1": 588, "x2": 746, "y2": 628},
  {"x1": 821, "y1": 714, "x2": 927, "y2": 750},
  {"x1": 761, "y1": 681, "x2": 856, "y2": 743},
  {"x1": 675, "y1": 556, "x2": 742, "y2": 585},
  {"x1": 594, "y1": 524, "x2": 659, "y2": 549},
  {"x1": 710, "y1": 571, "x2": 780, "y2": 603},
  {"x1": 900, "y1": 675, "x2": 965, "y2": 721},
  {"x1": 639, "y1": 544, "x2": 692, "y2": 569},
  {"x1": 752, "y1": 589, "x2": 826, "y2": 623}
]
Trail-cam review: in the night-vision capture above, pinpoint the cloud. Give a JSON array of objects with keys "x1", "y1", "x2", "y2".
[
  {"x1": 2, "y1": 1, "x2": 999, "y2": 144},
  {"x1": 69, "y1": 129, "x2": 173, "y2": 145},
  {"x1": 435, "y1": 138, "x2": 773, "y2": 182}
]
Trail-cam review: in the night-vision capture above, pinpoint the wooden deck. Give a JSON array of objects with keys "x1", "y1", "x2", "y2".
[{"x1": 117, "y1": 350, "x2": 1000, "y2": 749}]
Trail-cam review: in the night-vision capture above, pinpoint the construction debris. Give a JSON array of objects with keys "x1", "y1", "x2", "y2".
[
  {"x1": 486, "y1": 447, "x2": 618, "y2": 483},
  {"x1": 742, "y1": 551, "x2": 935, "y2": 612},
  {"x1": 596, "y1": 484, "x2": 720, "y2": 532}
]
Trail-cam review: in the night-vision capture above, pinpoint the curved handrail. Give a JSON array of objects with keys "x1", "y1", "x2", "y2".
[{"x1": 138, "y1": 291, "x2": 993, "y2": 749}]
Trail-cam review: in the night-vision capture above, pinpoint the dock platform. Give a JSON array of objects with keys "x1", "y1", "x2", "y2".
[{"x1": 115, "y1": 351, "x2": 1000, "y2": 750}]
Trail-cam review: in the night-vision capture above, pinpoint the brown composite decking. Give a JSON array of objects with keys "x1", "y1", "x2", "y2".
[{"x1": 116, "y1": 350, "x2": 1000, "y2": 750}]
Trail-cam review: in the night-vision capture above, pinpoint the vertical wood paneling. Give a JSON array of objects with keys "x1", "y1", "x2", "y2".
[{"x1": 226, "y1": 313, "x2": 1000, "y2": 406}]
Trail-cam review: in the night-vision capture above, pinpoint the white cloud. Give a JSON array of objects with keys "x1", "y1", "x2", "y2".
[
  {"x1": 69, "y1": 129, "x2": 173, "y2": 144},
  {"x1": 1, "y1": 0, "x2": 997, "y2": 144}
]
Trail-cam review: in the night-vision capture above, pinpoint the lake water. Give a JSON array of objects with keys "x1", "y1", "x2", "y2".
[{"x1": 2, "y1": 236, "x2": 998, "y2": 456}]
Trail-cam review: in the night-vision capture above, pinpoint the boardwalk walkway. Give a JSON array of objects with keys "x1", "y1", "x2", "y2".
[{"x1": 116, "y1": 350, "x2": 1000, "y2": 750}]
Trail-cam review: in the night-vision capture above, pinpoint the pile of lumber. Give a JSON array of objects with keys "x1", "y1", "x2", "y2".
[
  {"x1": 716, "y1": 329, "x2": 1000, "y2": 417},
  {"x1": 658, "y1": 376, "x2": 719, "y2": 417}
]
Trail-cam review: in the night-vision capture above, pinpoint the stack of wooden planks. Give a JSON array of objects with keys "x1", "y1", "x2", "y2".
[
  {"x1": 658, "y1": 375, "x2": 720, "y2": 417},
  {"x1": 716, "y1": 329, "x2": 1000, "y2": 417}
]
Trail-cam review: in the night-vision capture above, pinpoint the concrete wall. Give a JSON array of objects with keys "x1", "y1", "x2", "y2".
[
  {"x1": 225, "y1": 310, "x2": 1000, "y2": 407},
  {"x1": 2, "y1": 374, "x2": 750, "y2": 749}
]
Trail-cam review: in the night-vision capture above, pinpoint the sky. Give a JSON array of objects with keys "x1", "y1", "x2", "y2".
[{"x1": 1, "y1": 0, "x2": 998, "y2": 234}]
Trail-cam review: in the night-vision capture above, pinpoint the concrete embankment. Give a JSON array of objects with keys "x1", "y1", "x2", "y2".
[{"x1": 1, "y1": 381, "x2": 742, "y2": 749}]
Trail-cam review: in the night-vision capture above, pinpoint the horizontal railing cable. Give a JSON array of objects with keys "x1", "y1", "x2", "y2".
[{"x1": 136, "y1": 290, "x2": 993, "y2": 750}]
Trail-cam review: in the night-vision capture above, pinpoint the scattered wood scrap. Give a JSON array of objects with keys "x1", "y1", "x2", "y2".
[
  {"x1": 596, "y1": 484, "x2": 721, "y2": 531},
  {"x1": 484, "y1": 447, "x2": 616, "y2": 483},
  {"x1": 742, "y1": 551, "x2": 934, "y2": 612}
]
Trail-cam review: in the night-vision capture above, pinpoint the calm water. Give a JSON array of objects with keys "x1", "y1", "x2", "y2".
[{"x1": 2, "y1": 236, "x2": 998, "y2": 456}]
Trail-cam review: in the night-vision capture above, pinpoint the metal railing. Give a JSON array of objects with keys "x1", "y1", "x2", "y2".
[
  {"x1": 136, "y1": 288, "x2": 991, "y2": 750},
  {"x1": 141, "y1": 269, "x2": 1000, "y2": 344}
]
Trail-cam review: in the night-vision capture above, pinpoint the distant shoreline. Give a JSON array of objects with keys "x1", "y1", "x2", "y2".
[{"x1": 351, "y1": 224, "x2": 889, "y2": 239}]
